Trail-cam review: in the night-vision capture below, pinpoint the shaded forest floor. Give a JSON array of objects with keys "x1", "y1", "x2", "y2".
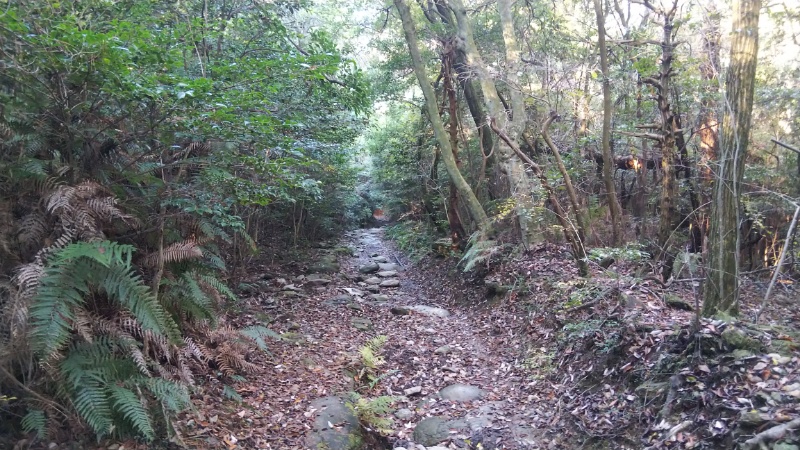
[{"x1": 19, "y1": 227, "x2": 800, "y2": 450}]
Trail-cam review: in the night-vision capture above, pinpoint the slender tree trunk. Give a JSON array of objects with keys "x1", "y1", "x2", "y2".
[
  {"x1": 593, "y1": 0, "x2": 624, "y2": 245},
  {"x1": 698, "y1": 4, "x2": 721, "y2": 257},
  {"x1": 450, "y1": 0, "x2": 537, "y2": 246},
  {"x1": 394, "y1": 0, "x2": 491, "y2": 235},
  {"x1": 491, "y1": 121, "x2": 589, "y2": 276},
  {"x1": 703, "y1": 0, "x2": 761, "y2": 316},
  {"x1": 542, "y1": 111, "x2": 586, "y2": 246},
  {"x1": 444, "y1": 51, "x2": 467, "y2": 245},
  {"x1": 632, "y1": 74, "x2": 648, "y2": 221}
]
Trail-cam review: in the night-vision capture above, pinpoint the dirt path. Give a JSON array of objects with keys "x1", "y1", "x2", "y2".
[{"x1": 182, "y1": 227, "x2": 543, "y2": 449}]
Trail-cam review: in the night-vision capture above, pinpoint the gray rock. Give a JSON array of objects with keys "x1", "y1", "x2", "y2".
[
  {"x1": 378, "y1": 263, "x2": 400, "y2": 271},
  {"x1": 391, "y1": 307, "x2": 411, "y2": 316},
  {"x1": 369, "y1": 294, "x2": 390, "y2": 302},
  {"x1": 305, "y1": 396, "x2": 364, "y2": 450},
  {"x1": 366, "y1": 285, "x2": 381, "y2": 293},
  {"x1": 394, "y1": 408, "x2": 414, "y2": 420},
  {"x1": 347, "y1": 303, "x2": 363, "y2": 311},
  {"x1": 434, "y1": 345, "x2": 452, "y2": 355},
  {"x1": 305, "y1": 274, "x2": 331, "y2": 286},
  {"x1": 404, "y1": 386, "x2": 422, "y2": 396},
  {"x1": 308, "y1": 256, "x2": 340, "y2": 274},
  {"x1": 358, "y1": 262, "x2": 380, "y2": 274},
  {"x1": 438, "y1": 383, "x2": 484, "y2": 402},
  {"x1": 324, "y1": 294, "x2": 353, "y2": 308},
  {"x1": 412, "y1": 417, "x2": 450, "y2": 447},
  {"x1": 380, "y1": 279, "x2": 401, "y2": 288},
  {"x1": 351, "y1": 317, "x2": 373, "y2": 331},
  {"x1": 409, "y1": 305, "x2": 450, "y2": 318},
  {"x1": 372, "y1": 256, "x2": 389, "y2": 263},
  {"x1": 365, "y1": 277, "x2": 382, "y2": 285},
  {"x1": 377, "y1": 270, "x2": 398, "y2": 278}
]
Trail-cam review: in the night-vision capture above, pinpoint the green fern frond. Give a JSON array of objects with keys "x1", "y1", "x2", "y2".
[
  {"x1": 197, "y1": 220, "x2": 231, "y2": 243},
  {"x1": 108, "y1": 385, "x2": 154, "y2": 440},
  {"x1": 204, "y1": 253, "x2": 228, "y2": 271},
  {"x1": 141, "y1": 378, "x2": 190, "y2": 413},
  {"x1": 222, "y1": 385, "x2": 243, "y2": 402},
  {"x1": 239, "y1": 325, "x2": 280, "y2": 352},
  {"x1": 72, "y1": 375, "x2": 114, "y2": 438},
  {"x1": 21, "y1": 409, "x2": 47, "y2": 439},
  {"x1": 459, "y1": 237, "x2": 498, "y2": 272},
  {"x1": 197, "y1": 273, "x2": 236, "y2": 301},
  {"x1": 29, "y1": 241, "x2": 179, "y2": 358}
]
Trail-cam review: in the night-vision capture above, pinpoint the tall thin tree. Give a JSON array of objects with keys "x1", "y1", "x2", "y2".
[
  {"x1": 703, "y1": 0, "x2": 761, "y2": 316},
  {"x1": 593, "y1": 0, "x2": 624, "y2": 245}
]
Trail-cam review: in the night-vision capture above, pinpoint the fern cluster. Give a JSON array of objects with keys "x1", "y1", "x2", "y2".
[{"x1": 346, "y1": 393, "x2": 396, "y2": 435}]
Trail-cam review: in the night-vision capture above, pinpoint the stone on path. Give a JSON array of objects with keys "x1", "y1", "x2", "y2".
[
  {"x1": 394, "y1": 408, "x2": 414, "y2": 420},
  {"x1": 438, "y1": 383, "x2": 484, "y2": 402},
  {"x1": 412, "y1": 417, "x2": 452, "y2": 446},
  {"x1": 304, "y1": 274, "x2": 331, "y2": 286},
  {"x1": 372, "y1": 255, "x2": 389, "y2": 263},
  {"x1": 305, "y1": 396, "x2": 364, "y2": 450},
  {"x1": 369, "y1": 294, "x2": 390, "y2": 302},
  {"x1": 307, "y1": 255, "x2": 339, "y2": 274},
  {"x1": 323, "y1": 294, "x2": 352, "y2": 307},
  {"x1": 390, "y1": 307, "x2": 410, "y2": 316},
  {"x1": 377, "y1": 270, "x2": 397, "y2": 277},
  {"x1": 358, "y1": 262, "x2": 380, "y2": 274},
  {"x1": 366, "y1": 285, "x2": 380, "y2": 293},
  {"x1": 378, "y1": 263, "x2": 400, "y2": 271},
  {"x1": 351, "y1": 317, "x2": 372, "y2": 331},
  {"x1": 409, "y1": 305, "x2": 450, "y2": 318},
  {"x1": 379, "y1": 279, "x2": 400, "y2": 288},
  {"x1": 434, "y1": 345, "x2": 452, "y2": 355},
  {"x1": 364, "y1": 277, "x2": 381, "y2": 285}
]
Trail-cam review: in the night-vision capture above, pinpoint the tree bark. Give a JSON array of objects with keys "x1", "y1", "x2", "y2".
[
  {"x1": 450, "y1": 0, "x2": 537, "y2": 246},
  {"x1": 444, "y1": 50, "x2": 467, "y2": 245},
  {"x1": 394, "y1": 0, "x2": 491, "y2": 235},
  {"x1": 698, "y1": 3, "x2": 721, "y2": 256},
  {"x1": 542, "y1": 111, "x2": 587, "y2": 246},
  {"x1": 593, "y1": 0, "x2": 624, "y2": 245},
  {"x1": 703, "y1": 0, "x2": 761, "y2": 317}
]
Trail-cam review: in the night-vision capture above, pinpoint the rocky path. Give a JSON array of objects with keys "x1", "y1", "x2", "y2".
[
  {"x1": 301, "y1": 228, "x2": 540, "y2": 450},
  {"x1": 182, "y1": 227, "x2": 544, "y2": 450}
]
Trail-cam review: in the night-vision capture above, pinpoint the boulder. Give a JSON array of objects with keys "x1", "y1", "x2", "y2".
[
  {"x1": 351, "y1": 317, "x2": 373, "y2": 331},
  {"x1": 365, "y1": 277, "x2": 382, "y2": 285},
  {"x1": 409, "y1": 305, "x2": 450, "y2": 318},
  {"x1": 412, "y1": 417, "x2": 450, "y2": 447},
  {"x1": 391, "y1": 307, "x2": 411, "y2": 316},
  {"x1": 379, "y1": 279, "x2": 400, "y2": 288},
  {"x1": 378, "y1": 263, "x2": 400, "y2": 271},
  {"x1": 372, "y1": 256, "x2": 389, "y2": 263},
  {"x1": 369, "y1": 294, "x2": 390, "y2": 302},
  {"x1": 307, "y1": 255, "x2": 340, "y2": 274},
  {"x1": 305, "y1": 397, "x2": 364, "y2": 450},
  {"x1": 358, "y1": 262, "x2": 380, "y2": 274},
  {"x1": 377, "y1": 270, "x2": 398, "y2": 278},
  {"x1": 305, "y1": 274, "x2": 331, "y2": 286},
  {"x1": 438, "y1": 384, "x2": 484, "y2": 402}
]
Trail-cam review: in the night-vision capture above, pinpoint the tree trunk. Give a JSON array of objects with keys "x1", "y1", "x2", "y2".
[
  {"x1": 703, "y1": 0, "x2": 761, "y2": 317},
  {"x1": 593, "y1": 0, "x2": 624, "y2": 245},
  {"x1": 450, "y1": 0, "x2": 537, "y2": 246},
  {"x1": 444, "y1": 51, "x2": 467, "y2": 245},
  {"x1": 394, "y1": 0, "x2": 491, "y2": 235},
  {"x1": 698, "y1": 3, "x2": 721, "y2": 256}
]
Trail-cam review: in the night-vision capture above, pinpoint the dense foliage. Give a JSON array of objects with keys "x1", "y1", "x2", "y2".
[{"x1": 0, "y1": 0, "x2": 369, "y2": 442}]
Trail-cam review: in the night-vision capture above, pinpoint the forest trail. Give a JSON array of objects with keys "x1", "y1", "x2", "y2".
[{"x1": 182, "y1": 228, "x2": 546, "y2": 450}]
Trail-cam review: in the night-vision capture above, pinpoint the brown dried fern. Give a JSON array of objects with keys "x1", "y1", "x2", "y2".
[{"x1": 142, "y1": 240, "x2": 203, "y2": 267}]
